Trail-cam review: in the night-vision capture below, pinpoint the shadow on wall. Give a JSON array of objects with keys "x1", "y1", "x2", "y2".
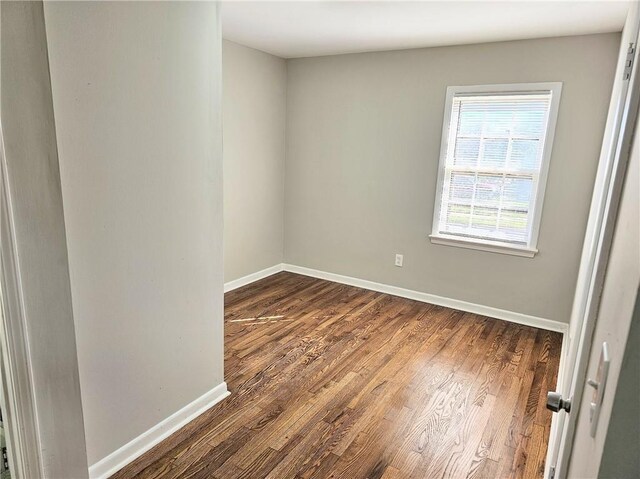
[{"x1": 598, "y1": 287, "x2": 640, "y2": 478}]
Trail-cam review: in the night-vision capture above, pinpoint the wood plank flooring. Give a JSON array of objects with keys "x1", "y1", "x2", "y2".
[{"x1": 113, "y1": 272, "x2": 562, "y2": 479}]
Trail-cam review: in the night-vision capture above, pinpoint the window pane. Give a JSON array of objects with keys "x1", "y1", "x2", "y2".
[
  {"x1": 499, "y1": 209, "x2": 529, "y2": 242},
  {"x1": 471, "y1": 206, "x2": 499, "y2": 231},
  {"x1": 481, "y1": 139, "x2": 509, "y2": 169},
  {"x1": 475, "y1": 174, "x2": 502, "y2": 206},
  {"x1": 457, "y1": 107, "x2": 483, "y2": 136},
  {"x1": 503, "y1": 176, "x2": 533, "y2": 210},
  {"x1": 511, "y1": 139, "x2": 541, "y2": 170},
  {"x1": 445, "y1": 204, "x2": 471, "y2": 229},
  {"x1": 483, "y1": 107, "x2": 512, "y2": 136},
  {"x1": 513, "y1": 102, "x2": 548, "y2": 136},
  {"x1": 453, "y1": 138, "x2": 479, "y2": 167},
  {"x1": 449, "y1": 172, "x2": 474, "y2": 202}
]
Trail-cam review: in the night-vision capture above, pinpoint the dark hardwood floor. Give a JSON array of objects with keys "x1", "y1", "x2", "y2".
[{"x1": 114, "y1": 272, "x2": 562, "y2": 479}]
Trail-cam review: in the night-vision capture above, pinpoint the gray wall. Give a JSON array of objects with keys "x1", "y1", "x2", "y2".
[
  {"x1": 284, "y1": 33, "x2": 619, "y2": 323},
  {"x1": 0, "y1": 2, "x2": 89, "y2": 476},
  {"x1": 223, "y1": 40, "x2": 286, "y2": 282},
  {"x1": 43, "y1": 1, "x2": 224, "y2": 465}
]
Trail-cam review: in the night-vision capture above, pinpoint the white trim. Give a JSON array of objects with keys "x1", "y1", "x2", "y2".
[
  {"x1": 283, "y1": 264, "x2": 567, "y2": 334},
  {"x1": 429, "y1": 234, "x2": 537, "y2": 257},
  {"x1": 88, "y1": 382, "x2": 230, "y2": 479},
  {"x1": 431, "y1": 82, "x2": 562, "y2": 254},
  {"x1": 224, "y1": 264, "x2": 284, "y2": 293},
  {"x1": 0, "y1": 122, "x2": 43, "y2": 478}
]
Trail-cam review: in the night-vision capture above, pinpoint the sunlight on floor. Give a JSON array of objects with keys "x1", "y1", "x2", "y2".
[{"x1": 228, "y1": 315, "x2": 294, "y2": 326}]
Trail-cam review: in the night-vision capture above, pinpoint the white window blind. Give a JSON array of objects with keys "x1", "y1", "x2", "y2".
[{"x1": 432, "y1": 84, "x2": 561, "y2": 256}]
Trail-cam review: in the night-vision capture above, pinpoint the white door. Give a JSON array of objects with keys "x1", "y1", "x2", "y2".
[
  {"x1": 545, "y1": 5, "x2": 640, "y2": 478},
  {"x1": 566, "y1": 89, "x2": 639, "y2": 478}
]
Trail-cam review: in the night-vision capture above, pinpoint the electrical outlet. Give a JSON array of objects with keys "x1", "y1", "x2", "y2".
[{"x1": 395, "y1": 254, "x2": 403, "y2": 267}]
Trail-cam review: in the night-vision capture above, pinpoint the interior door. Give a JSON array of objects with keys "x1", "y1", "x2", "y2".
[
  {"x1": 565, "y1": 97, "x2": 639, "y2": 478},
  {"x1": 545, "y1": 5, "x2": 640, "y2": 478}
]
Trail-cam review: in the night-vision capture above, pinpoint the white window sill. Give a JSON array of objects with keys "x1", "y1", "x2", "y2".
[{"x1": 429, "y1": 234, "x2": 538, "y2": 258}]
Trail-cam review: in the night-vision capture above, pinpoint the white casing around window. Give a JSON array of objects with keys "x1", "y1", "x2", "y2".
[{"x1": 430, "y1": 82, "x2": 562, "y2": 257}]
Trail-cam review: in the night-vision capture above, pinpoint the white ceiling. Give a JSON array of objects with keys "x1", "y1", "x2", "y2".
[{"x1": 221, "y1": 1, "x2": 630, "y2": 58}]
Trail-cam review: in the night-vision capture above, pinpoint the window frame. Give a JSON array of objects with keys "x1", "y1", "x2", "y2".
[{"x1": 430, "y1": 82, "x2": 563, "y2": 258}]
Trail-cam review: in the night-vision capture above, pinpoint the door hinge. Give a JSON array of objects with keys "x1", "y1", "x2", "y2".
[
  {"x1": 549, "y1": 465, "x2": 556, "y2": 479},
  {"x1": 624, "y1": 43, "x2": 636, "y2": 80}
]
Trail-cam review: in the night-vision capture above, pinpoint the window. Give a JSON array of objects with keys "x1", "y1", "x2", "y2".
[{"x1": 430, "y1": 83, "x2": 562, "y2": 257}]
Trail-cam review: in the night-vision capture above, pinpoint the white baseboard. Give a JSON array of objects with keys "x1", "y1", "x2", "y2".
[
  {"x1": 89, "y1": 382, "x2": 230, "y2": 479},
  {"x1": 224, "y1": 264, "x2": 284, "y2": 293},
  {"x1": 283, "y1": 264, "x2": 568, "y2": 334}
]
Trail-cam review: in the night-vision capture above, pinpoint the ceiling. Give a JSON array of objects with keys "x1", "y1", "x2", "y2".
[{"x1": 221, "y1": 1, "x2": 630, "y2": 59}]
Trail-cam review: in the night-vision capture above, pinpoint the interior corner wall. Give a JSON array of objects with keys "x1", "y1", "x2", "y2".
[
  {"x1": 222, "y1": 40, "x2": 286, "y2": 282},
  {"x1": 42, "y1": 1, "x2": 224, "y2": 466},
  {"x1": 284, "y1": 33, "x2": 620, "y2": 323}
]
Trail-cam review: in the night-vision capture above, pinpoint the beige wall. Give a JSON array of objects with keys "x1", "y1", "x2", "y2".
[
  {"x1": 567, "y1": 104, "x2": 639, "y2": 478},
  {"x1": 284, "y1": 33, "x2": 619, "y2": 323},
  {"x1": 43, "y1": 1, "x2": 224, "y2": 465},
  {"x1": 223, "y1": 41, "x2": 286, "y2": 282}
]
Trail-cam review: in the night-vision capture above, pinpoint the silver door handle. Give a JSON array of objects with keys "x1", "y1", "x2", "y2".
[{"x1": 546, "y1": 391, "x2": 572, "y2": 413}]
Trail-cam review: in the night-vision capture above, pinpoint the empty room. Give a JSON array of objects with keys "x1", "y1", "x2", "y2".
[{"x1": 1, "y1": 1, "x2": 638, "y2": 479}]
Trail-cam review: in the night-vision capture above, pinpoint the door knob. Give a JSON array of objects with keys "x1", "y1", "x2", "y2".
[{"x1": 546, "y1": 391, "x2": 571, "y2": 413}]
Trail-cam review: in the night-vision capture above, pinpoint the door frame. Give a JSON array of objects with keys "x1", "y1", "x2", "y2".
[
  {"x1": 0, "y1": 124, "x2": 43, "y2": 479},
  {"x1": 545, "y1": 5, "x2": 640, "y2": 478}
]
